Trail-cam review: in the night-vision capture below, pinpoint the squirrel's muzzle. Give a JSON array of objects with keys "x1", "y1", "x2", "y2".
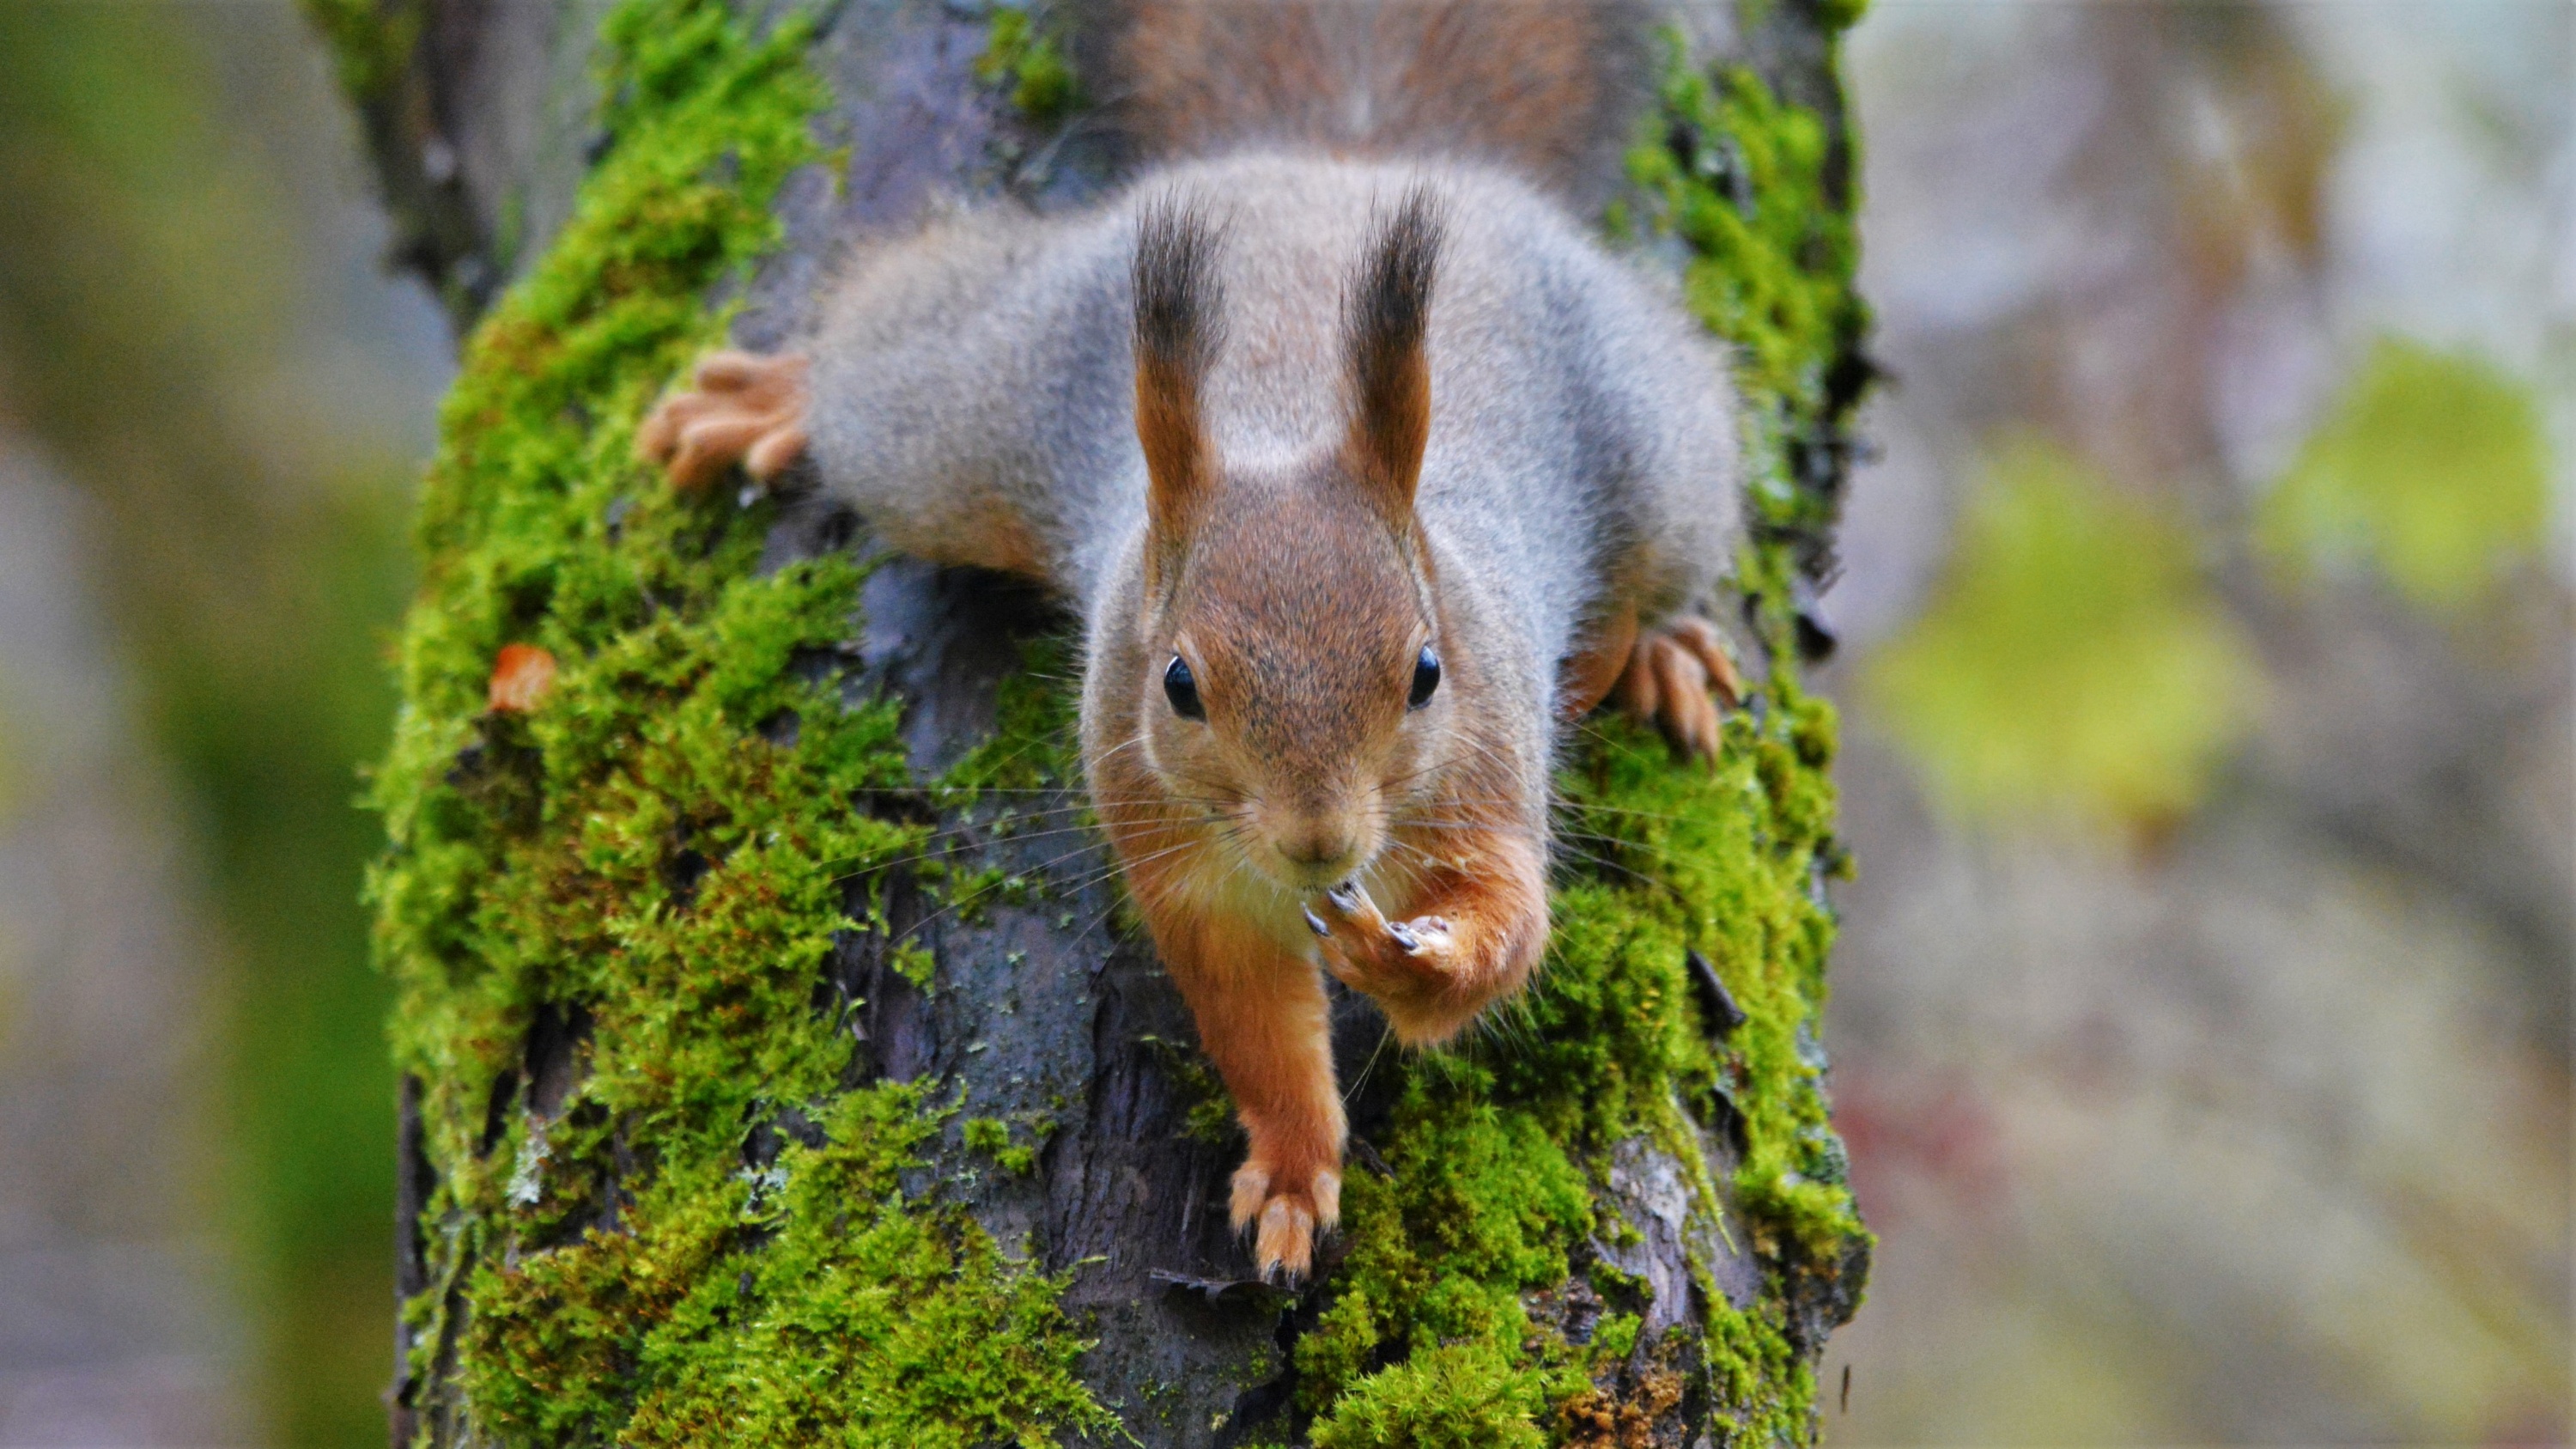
[{"x1": 1258, "y1": 805, "x2": 1369, "y2": 888}]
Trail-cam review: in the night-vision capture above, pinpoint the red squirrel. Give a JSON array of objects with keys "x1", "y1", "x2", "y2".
[{"x1": 639, "y1": 0, "x2": 1747, "y2": 1281}]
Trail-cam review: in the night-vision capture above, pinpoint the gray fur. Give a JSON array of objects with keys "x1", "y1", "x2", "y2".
[{"x1": 805, "y1": 153, "x2": 1742, "y2": 768}]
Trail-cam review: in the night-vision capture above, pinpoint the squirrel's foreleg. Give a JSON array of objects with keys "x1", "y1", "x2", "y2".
[
  {"x1": 1309, "y1": 831, "x2": 1547, "y2": 1047},
  {"x1": 1145, "y1": 906, "x2": 1346, "y2": 1283}
]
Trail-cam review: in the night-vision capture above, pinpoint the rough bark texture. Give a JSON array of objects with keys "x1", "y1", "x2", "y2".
[{"x1": 323, "y1": 2, "x2": 1875, "y2": 1445}]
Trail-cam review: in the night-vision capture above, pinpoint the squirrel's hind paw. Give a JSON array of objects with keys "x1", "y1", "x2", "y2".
[
  {"x1": 1616, "y1": 618, "x2": 1744, "y2": 760},
  {"x1": 1230, "y1": 1161, "x2": 1340, "y2": 1283},
  {"x1": 637, "y1": 350, "x2": 811, "y2": 492}
]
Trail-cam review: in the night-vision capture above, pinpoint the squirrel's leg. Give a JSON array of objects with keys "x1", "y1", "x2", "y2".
[
  {"x1": 1153, "y1": 911, "x2": 1346, "y2": 1282},
  {"x1": 1309, "y1": 831, "x2": 1547, "y2": 1046},
  {"x1": 636, "y1": 350, "x2": 811, "y2": 491},
  {"x1": 1612, "y1": 616, "x2": 1744, "y2": 759}
]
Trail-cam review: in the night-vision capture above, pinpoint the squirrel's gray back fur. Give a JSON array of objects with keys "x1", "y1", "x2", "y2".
[{"x1": 803, "y1": 3, "x2": 1739, "y2": 756}]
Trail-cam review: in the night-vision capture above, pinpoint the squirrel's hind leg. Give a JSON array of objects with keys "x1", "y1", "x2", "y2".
[
  {"x1": 1614, "y1": 617, "x2": 1744, "y2": 759},
  {"x1": 637, "y1": 350, "x2": 810, "y2": 490}
]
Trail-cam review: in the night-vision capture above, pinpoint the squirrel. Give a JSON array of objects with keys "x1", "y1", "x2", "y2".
[{"x1": 639, "y1": 0, "x2": 1747, "y2": 1282}]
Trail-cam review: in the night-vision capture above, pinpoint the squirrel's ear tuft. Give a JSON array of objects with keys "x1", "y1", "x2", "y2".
[
  {"x1": 1133, "y1": 193, "x2": 1225, "y2": 570},
  {"x1": 1341, "y1": 185, "x2": 1444, "y2": 521}
]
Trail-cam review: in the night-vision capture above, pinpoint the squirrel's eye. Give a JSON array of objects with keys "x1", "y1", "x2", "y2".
[
  {"x1": 1408, "y1": 644, "x2": 1442, "y2": 710},
  {"x1": 1163, "y1": 654, "x2": 1205, "y2": 721}
]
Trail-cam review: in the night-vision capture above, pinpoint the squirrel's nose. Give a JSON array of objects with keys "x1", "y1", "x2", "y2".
[{"x1": 1274, "y1": 827, "x2": 1358, "y2": 881}]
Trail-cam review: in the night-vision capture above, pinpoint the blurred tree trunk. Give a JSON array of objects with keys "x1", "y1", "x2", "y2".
[{"x1": 321, "y1": 1, "x2": 1874, "y2": 1445}]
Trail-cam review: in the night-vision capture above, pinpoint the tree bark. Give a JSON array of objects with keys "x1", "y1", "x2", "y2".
[{"x1": 327, "y1": 1, "x2": 1874, "y2": 1444}]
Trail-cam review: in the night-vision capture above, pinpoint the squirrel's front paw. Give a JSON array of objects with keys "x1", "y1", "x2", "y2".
[
  {"x1": 637, "y1": 350, "x2": 811, "y2": 491},
  {"x1": 1616, "y1": 617, "x2": 1744, "y2": 760},
  {"x1": 1230, "y1": 1159, "x2": 1341, "y2": 1283},
  {"x1": 1308, "y1": 881, "x2": 1460, "y2": 1003}
]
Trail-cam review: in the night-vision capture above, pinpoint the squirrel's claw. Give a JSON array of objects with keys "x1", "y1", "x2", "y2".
[
  {"x1": 1314, "y1": 880, "x2": 1412, "y2": 958},
  {"x1": 1667, "y1": 617, "x2": 1743, "y2": 707},
  {"x1": 744, "y1": 423, "x2": 809, "y2": 479},
  {"x1": 1230, "y1": 1160, "x2": 1339, "y2": 1283}
]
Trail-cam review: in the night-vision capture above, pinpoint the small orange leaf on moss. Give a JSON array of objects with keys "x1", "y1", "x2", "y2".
[{"x1": 489, "y1": 643, "x2": 558, "y2": 713}]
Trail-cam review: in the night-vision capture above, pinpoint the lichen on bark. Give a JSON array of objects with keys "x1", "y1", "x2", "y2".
[{"x1": 359, "y1": 0, "x2": 1875, "y2": 1443}]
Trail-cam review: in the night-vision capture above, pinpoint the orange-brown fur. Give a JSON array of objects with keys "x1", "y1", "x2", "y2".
[
  {"x1": 1096, "y1": 0, "x2": 1649, "y2": 206},
  {"x1": 1075, "y1": 195, "x2": 1567, "y2": 1275},
  {"x1": 1558, "y1": 601, "x2": 1641, "y2": 724},
  {"x1": 1086, "y1": 458, "x2": 1550, "y2": 1273}
]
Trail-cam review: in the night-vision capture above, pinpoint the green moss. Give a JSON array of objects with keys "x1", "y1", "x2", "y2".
[
  {"x1": 1626, "y1": 38, "x2": 1870, "y2": 549},
  {"x1": 1588, "y1": 1312, "x2": 1643, "y2": 1369},
  {"x1": 889, "y1": 939, "x2": 938, "y2": 989},
  {"x1": 976, "y1": 6, "x2": 1079, "y2": 129},
  {"x1": 965, "y1": 1115, "x2": 1039, "y2": 1175},
  {"x1": 629, "y1": 1086, "x2": 1108, "y2": 1446},
  {"x1": 451, "y1": 1085, "x2": 1112, "y2": 1446},
  {"x1": 1311, "y1": 1342, "x2": 1559, "y2": 1449},
  {"x1": 1294, "y1": 1089, "x2": 1592, "y2": 1411},
  {"x1": 371, "y1": 0, "x2": 1109, "y2": 1441}
]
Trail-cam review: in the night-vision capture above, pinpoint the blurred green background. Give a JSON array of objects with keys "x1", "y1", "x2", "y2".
[
  {"x1": 0, "y1": 3, "x2": 441, "y2": 1443},
  {"x1": 0, "y1": 1, "x2": 2561, "y2": 1445},
  {"x1": 1819, "y1": 5, "x2": 2569, "y2": 1441}
]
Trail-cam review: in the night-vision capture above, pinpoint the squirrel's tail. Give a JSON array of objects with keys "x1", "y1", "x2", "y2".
[{"x1": 1085, "y1": 0, "x2": 1656, "y2": 204}]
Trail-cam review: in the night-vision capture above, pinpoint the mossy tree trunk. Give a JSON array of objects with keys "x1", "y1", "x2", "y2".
[{"x1": 322, "y1": 1, "x2": 1874, "y2": 1444}]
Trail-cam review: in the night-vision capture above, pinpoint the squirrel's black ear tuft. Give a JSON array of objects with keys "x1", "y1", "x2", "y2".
[
  {"x1": 1133, "y1": 192, "x2": 1225, "y2": 568},
  {"x1": 1343, "y1": 185, "x2": 1445, "y2": 519},
  {"x1": 1134, "y1": 193, "x2": 1224, "y2": 378}
]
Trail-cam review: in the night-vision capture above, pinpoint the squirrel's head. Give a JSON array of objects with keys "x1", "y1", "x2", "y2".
[{"x1": 1124, "y1": 188, "x2": 1452, "y2": 891}]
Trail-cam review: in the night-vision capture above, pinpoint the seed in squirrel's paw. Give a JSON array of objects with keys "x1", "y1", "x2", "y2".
[{"x1": 1398, "y1": 918, "x2": 1455, "y2": 959}]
